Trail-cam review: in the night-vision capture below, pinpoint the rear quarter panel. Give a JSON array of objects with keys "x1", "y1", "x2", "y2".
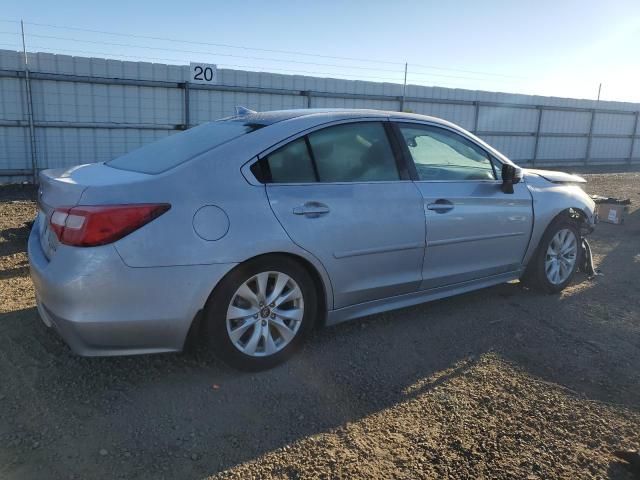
[{"x1": 79, "y1": 133, "x2": 335, "y2": 309}]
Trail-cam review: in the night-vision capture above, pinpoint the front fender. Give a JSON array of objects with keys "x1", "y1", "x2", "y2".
[{"x1": 523, "y1": 180, "x2": 596, "y2": 266}]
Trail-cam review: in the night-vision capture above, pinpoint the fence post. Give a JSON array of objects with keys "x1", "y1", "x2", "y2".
[
  {"x1": 532, "y1": 106, "x2": 543, "y2": 167},
  {"x1": 399, "y1": 62, "x2": 407, "y2": 112},
  {"x1": 629, "y1": 111, "x2": 639, "y2": 166},
  {"x1": 20, "y1": 20, "x2": 38, "y2": 184},
  {"x1": 472, "y1": 101, "x2": 480, "y2": 134},
  {"x1": 182, "y1": 81, "x2": 190, "y2": 129},
  {"x1": 584, "y1": 109, "x2": 596, "y2": 166},
  {"x1": 301, "y1": 90, "x2": 312, "y2": 108}
]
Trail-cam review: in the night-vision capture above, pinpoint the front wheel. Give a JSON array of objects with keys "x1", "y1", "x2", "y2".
[
  {"x1": 203, "y1": 256, "x2": 317, "y2": 371},
  {"x1": 523, "y1": 219, "x2": 582, "y2": 293}
]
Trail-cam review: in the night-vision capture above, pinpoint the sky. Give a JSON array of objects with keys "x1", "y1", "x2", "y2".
[{"x1": 2, "y1": 0, "x2": 640, "y2": 103}]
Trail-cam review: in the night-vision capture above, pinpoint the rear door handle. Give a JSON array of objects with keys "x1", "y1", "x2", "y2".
[
  {"x1": 293, "y1": 202, "x2": 330, "y2": 217},
  {"x1": 427, "y1": 199, "x2": 454, "y2": 213}
]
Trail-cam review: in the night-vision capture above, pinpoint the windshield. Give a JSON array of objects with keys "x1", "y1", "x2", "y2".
[{"x1": 107, "y1": 120, "x2": 263, "y2": 174}]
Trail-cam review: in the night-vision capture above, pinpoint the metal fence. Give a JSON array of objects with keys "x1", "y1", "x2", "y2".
[{"x1": 1, "y1": 48, "x2": 640, "y2": 183}]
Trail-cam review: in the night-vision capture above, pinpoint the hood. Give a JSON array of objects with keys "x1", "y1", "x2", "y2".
[{"x1": 524, "y1": 168, "x2": 586, "y2": 184}]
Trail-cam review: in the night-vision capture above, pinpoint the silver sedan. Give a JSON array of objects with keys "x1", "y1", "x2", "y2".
[{"x1": 28, "y1": 109, "x2": 596, "y2": 370}]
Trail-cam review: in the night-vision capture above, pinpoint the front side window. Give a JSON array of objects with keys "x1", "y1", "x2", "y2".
[
  {"x1": 491, "y1": 156, "x2": 504, "y2": 180},
  {"x1": 259, "y1": 122, "x2": 400, "y2": 183},
  {"x1": 398, "y1": 124, "x2": 495, "y2": 181}
]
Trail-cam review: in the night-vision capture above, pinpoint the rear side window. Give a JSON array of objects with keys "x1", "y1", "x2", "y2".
[
  {"x1": 260, "y1": 122, "x2": 399, "y2": 183},
  {"x1": 266, "y1": 138, "x2": 317, "y2": 183},
  {"x1": 398, "y1": 124, "x2": 495, "y2": 181},
  {"x1": 108, "y1": 121, "x2": 261, "y2": 174},
  {"x1": 308, "y1": 122, "x2": 399, "y2": 182}
]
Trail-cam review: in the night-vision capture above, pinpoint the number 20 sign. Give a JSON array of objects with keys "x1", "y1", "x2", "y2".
[{"x1": 189, "y1": 62, "x2": 217, "y2": 84}]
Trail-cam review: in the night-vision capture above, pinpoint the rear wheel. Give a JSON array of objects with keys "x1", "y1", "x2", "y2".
[
  {"x1": 523, "y1": 219, "x2": 582, "y2": 293},
  {"x1": 204, "y1": 255, "x2": 317, "y2": 371}
]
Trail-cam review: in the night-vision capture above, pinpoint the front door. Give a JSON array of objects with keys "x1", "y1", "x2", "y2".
[
  {"x1": 262, "y1": 121, "x2": 426, "y2": 308},
  {"x1": 394, "y1": 122, "x2": 534, "y2": 289}
]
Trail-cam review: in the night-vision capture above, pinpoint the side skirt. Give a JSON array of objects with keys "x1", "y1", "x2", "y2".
[{"x1": 325, "y1": 270, "x2": 521, "y2": 326}]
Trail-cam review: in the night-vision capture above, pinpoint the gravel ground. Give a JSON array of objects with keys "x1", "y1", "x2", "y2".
[{"x1": 0, "y1": 173, "x2": 639, "y2": 479}]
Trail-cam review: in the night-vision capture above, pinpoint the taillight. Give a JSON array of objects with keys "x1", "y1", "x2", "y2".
[{"x1": 49, "y1": 204, "x2": 170, "y2": 247}]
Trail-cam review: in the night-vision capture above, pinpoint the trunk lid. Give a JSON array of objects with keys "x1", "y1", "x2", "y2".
[{"x1": 36, "y1": 163, "x2": 152, "y2": 259}]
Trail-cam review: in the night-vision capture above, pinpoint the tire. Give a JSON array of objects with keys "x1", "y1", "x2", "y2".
[
  {"x1": 522, "y1": 218, "x2": 582, "y2": 294},
  {"x1": 203, "y1": 255, "x2": 318, "y2": 371}
]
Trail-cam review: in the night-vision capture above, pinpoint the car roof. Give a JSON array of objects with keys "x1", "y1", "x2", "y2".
[
  {"x1": 221, "y1": 108, "x2": 512, "y2": 165},
  {"x1": 226, "y1": 108, "x2": 454, "y2": 128}
]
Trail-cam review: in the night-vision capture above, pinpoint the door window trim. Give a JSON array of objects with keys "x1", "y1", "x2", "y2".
[
  {"x1": 245, "y1": 119, "x2": 414, "y2": 185},
  {"x1": 390, "y1": 121, "x2": 504, "y2": 184}
]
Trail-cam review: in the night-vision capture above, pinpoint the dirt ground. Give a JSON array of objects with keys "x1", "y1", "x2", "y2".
[{"x1": 0, "y1": 173, "x2": 639, "y2": 480}]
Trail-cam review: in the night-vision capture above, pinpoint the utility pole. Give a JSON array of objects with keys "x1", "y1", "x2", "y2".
[
  {"x1": 597, "y1": 83, "x2": 602, "y2": 102},
  {"x1": 21, "y1": 20, "x2": 38, "y2": 184},
  {"x1": 400, "y1": 62, "x2": 408, "y2": 112}
]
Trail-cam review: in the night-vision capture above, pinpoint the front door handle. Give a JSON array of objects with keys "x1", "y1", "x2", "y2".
[
  {"x1": 293, "y1": 202, "x2": 330, "y2": 217},
  {"x1": 427, "y1": 199, "x2": 454, "y2": 213}
]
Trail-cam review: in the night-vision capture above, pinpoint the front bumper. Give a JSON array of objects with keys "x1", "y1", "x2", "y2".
[{"x1": 28, "y1": 222, "x2": 236, "y2": 356}]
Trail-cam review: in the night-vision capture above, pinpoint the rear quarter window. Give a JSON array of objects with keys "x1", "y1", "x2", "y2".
[{"x1": 108, "y1": 121, "x2": 261, "y2": 174}]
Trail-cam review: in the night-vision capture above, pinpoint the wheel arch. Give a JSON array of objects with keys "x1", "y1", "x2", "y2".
[
  {"x1": 522, "y1": 206, "x2": 592, "y2": 271},
  {"x1": 548, "y1": 207, "x2": 593, "y2": 232},
  {"x1": 520, "y1": 207, "x2": 587, "y2": 291},
  {"x1": 184, "y1": 251, "x2": 332, "y2": 349}
]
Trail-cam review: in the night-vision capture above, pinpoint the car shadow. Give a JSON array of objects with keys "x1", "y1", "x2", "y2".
[
  {"x1": 1, "y1": 205, "x2": 638, "y2": 479},
  {"x1": 607, "y1": 461, "x2": 638, "y2": 480}
]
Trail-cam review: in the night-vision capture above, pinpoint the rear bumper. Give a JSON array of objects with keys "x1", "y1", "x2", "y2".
[{"x1": 28, "y1": 222, "x2": 236, "y2": 357}]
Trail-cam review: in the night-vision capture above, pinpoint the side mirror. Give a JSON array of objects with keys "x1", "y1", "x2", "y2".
[{"x1": 501, "y1": 164, "x2": 522, "y2": 194}]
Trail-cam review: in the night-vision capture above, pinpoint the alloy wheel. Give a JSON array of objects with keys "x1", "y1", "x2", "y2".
[
  {"x1": 544, "y1": 228, "x2": 578, "y2": 285},
  {"x1": 226, "y1": 271, "x2": 304, "y2": 357}
]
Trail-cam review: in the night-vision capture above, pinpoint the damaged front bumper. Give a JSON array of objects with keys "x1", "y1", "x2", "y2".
[
  {"x1": 578, "y1": 209, "x2": 598, "y2": 277},
  {"x1": 580, "y1": 238, "x2": 597, "y2": 277}
]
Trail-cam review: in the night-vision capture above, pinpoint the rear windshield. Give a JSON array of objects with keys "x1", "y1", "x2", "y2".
[{"x1": 107, "y1": 120, "x2": 262, "y2": 174}]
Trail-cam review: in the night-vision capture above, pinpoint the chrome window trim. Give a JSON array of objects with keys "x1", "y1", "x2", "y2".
[
  {"x1": 257, "y1": 117, "x2": 387, "y2": 159},
  {"x1": 243, "y1": 117, "x2": 415, "y2": 186},
  {"x1": 413, "y1": 179, "x2": 503, "y2": 184},
  {"x1": 242, "y1": 116, "x2": 516, "y2": 186},
  {"x1": 268, "y1": 180, "x2": 415, "y2": 186},
  {"x1": 241, "y1": 163, "x2": 415, "y2": 187}
]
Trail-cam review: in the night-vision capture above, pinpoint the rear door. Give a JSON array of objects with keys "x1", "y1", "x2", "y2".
[
  {"x1": 393, "y1": 121, "x2": 533, "y2": 289},
  {"x1": 261, "y1": 120, "x2": 426, "y2": 309}
]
